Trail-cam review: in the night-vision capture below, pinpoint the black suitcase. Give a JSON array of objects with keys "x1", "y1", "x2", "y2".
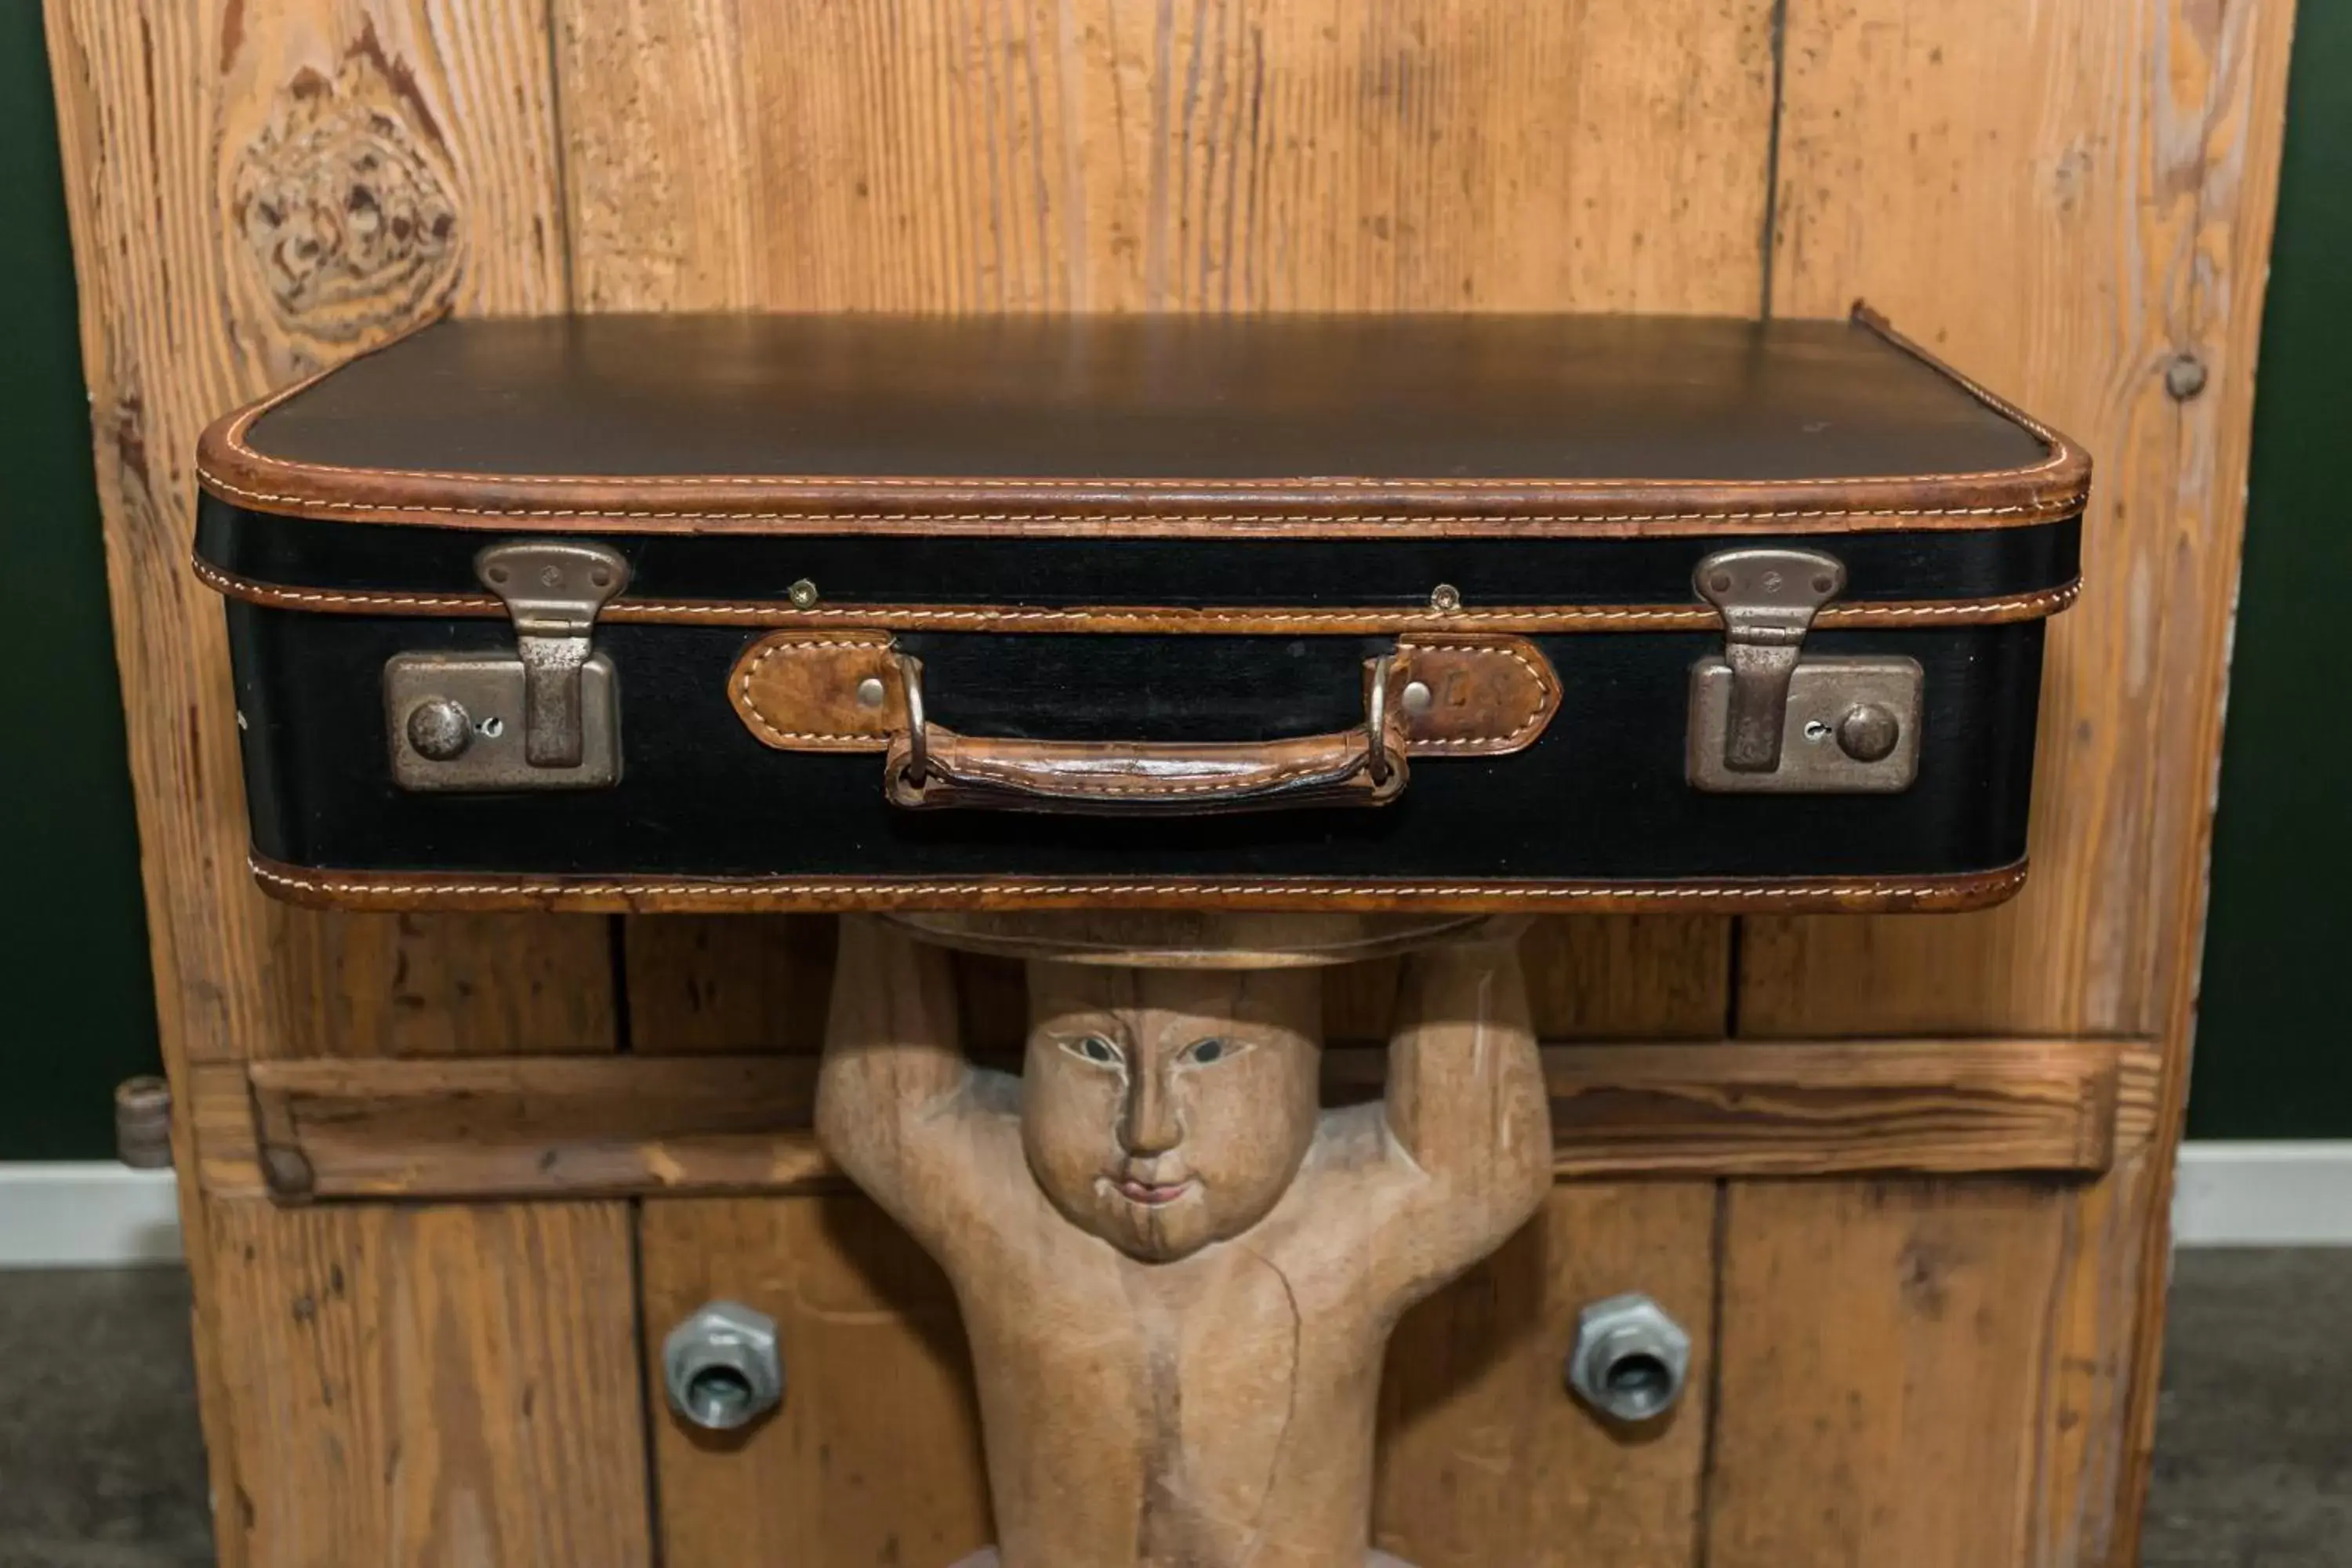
[{"x1": 194, "y1": 306, "x2": 2083, "y2": 914}]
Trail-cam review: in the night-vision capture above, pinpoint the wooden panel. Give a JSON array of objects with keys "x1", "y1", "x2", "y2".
[
  {"x1": 637, "y1": 1196, "x2": 996, "y2": 1566},
  {"x1": 42, "y1": 5, "x2": 641, "y2": 1563},
  {"x1": 273, "y1": 911, "x2": 617, "y2": 1059},
  {"x1": 1741, "y1": 0, "x2": 2298, "y2": 1040},
  {"x1": 1740, "y1": 6, "x2": 2295, "y2": 1552},
  {"x1": 2030, "y1": 1152, "x2": 2161, "y2": 1566},
  {"x1": 1539, "y1": 1038, "x2": 2132, "y2": 1178},
  {"x1": 42, "y1": 0, "x2": 588, "y2": 1072},
  {"x1": 188, "y1": 1036, "x2": 2146, "y2": 1200},
  {"x1": 1521, "y1": 918, "x2": 1735, "y2": 1040},
  {"x1": 1704, "y1": 1178, "x2": 2072, "y2": 1567},
  {"x1": 241, "y1": 1054, "x2": 826, "y2": 1199},
  {"x1": 1704, "y1": 1162, "x2": 2165, "y2": 1568},
  {"x1": 208, "y1": 1200, "x2": 652, "y2": 1568},
  {"x1": 622, "y1": 916, "x2": 837, "y2": 1054},
  {"x1": 555, "y1": 0, "x2": 1776, "y2": 315},
  {"x1": 1376, "y1": 1183, "x2": 1716, "y2": 1567},
  {"x1": 1334, "y1": 918, "x2": 1734, "y2": 1044}
]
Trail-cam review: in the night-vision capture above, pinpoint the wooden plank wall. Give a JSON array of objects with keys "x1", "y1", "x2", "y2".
[{"x1": 42, "y1": 2, "x2": 2292, "y2": 1566}]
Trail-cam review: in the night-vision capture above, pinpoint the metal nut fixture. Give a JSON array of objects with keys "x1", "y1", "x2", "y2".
[
  {"x1": 662, "y1": 1301, "x2": 784, "y2": 1432},
  {"x1": 1566, "y1": 1292, "x2": 1692, "y2": 1423}
]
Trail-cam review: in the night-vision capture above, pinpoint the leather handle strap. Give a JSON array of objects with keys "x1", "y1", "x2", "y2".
[{"x1": 884, "y1": 655, "x2": 1408, "y2": 815}]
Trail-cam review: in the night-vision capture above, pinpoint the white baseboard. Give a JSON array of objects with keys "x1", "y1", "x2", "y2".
[
  {"x1": 0, "y1": 1142, "x2": 2342, "y2": 1267},
  {"x1": 2172, "y1": 1142, "x2": 2352, "y2": 1247},
  {"x1": 0, "y1": 1163, "x2": 184, "y2": 1268}
]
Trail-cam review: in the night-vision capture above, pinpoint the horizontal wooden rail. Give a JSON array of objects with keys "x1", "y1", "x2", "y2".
[{"x1": 190, "y1": 1036, "x2": 2160, "y2": 1203}]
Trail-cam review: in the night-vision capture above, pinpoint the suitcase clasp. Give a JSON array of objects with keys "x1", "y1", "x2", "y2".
[
  {"x1": 382, "y1": 540, "x2": 630, "y2": 792},
  {"x1": 1687, "y1": 547, "x2": 1922, "y2": 794}
]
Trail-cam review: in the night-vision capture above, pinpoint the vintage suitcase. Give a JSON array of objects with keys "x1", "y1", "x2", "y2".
[{"x1": 192, "y1": 305, "x2": 2084, "y2": 914}]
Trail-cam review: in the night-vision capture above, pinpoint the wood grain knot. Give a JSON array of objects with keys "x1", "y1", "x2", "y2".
[{"x1": 230, "y1": 31, "x2": 459, "y2": 350}]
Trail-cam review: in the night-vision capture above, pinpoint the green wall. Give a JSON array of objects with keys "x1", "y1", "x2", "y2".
[
  {"x1": 2, "y1": 6, "x2": 163, "y2": 1160},
  {"x1": 0, "y1": 10, "x2": 2343, "y2": 1158},
  {"x1": 2183, "y1": 2, "x2": 2352, "y2": 1140}
]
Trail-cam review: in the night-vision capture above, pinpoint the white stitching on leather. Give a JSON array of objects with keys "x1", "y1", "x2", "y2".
[
  {"x1": 213, "y1": 459, "x2": 2076, "y2": 489},
  {"x1": 196, "y1": 465, "x2": 2076, "y2": 528},
  {"x1": 190, "y1": 555, "x2": 2081, "y2": 627},
  {"x1": 251, "y1": 859, "x2": 2026, "y2": 903}
]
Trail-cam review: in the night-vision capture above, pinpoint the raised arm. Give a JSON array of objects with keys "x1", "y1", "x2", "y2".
[
  {"x1": 1378, "y1": 931, "x2": 1554, "y2": 1288},
  {"x1": 815, "y1": 916, "x2": 995, "y2": 1250}
]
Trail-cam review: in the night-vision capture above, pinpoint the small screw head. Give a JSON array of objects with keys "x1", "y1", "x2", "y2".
[
  {"x1": 1836, "y1": 702, "x2": 1902, "y2": 763},
  {"x1": 1401, "y1": 680, "x2": 1435, "y2": 715},
  {"x1": 1429, "y1": 583, "x2": 1463, "y2": 613},
  {"x1": 405, "y1": 697, "x2": 473, "y2": 761},
  {"x1": 2165, "y1": 353, "x2": 2209, "y2": 401},
  {"x1": 788, "y1": 578, "x2": 820, "y2": 609},
  {"x1": 855, "y1": 676, "x2": 887, "y2": 710}
]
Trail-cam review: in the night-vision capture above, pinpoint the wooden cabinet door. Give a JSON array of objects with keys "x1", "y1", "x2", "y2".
[
  {"x1": 1701, "y1": 1162, "x2": 2158, "y2": 1568},
  {"x1": 1377, "y1": 1184, "x2": 1718, "y2": 1568},
  {"x1": 639, "y1": 1195, "x2": 995, "y2": 1566}
]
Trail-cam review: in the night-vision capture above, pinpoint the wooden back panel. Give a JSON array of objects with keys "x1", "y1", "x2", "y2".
[{"x1": 44, "y1": 2, "x2": 2291, "y2": 1564}]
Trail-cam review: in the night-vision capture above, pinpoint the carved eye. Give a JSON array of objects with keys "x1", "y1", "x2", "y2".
[
  {"x1": 1064, "y1": 1034, "x2": 1123, "y2": 1068},
  {"x1": 1182, "y1": 1037, "x2": 1235, "y2": 1066}
]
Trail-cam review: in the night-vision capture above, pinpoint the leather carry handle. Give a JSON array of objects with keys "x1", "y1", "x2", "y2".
[{"x1": 884, "y1": 654, "x2": 1409, "y2": 815}]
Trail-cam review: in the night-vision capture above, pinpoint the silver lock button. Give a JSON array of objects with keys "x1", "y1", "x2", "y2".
[{"x1": 404, "y1": 697, "x2": 473, "y2": 760}]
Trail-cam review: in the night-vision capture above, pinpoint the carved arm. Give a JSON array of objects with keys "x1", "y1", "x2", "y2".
[
  {"x1": 1377, "y1": 934, "x2": 1555, "y2": 1286},
  {"x1": 815, "y1": 916, "x2": 993, "y2": 1250}
]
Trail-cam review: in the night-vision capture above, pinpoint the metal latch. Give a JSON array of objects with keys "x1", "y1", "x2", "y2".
[
  {"x1": 1686, "y1": 546, "x2": 1922, "y2": 794},
  {"x1": 383, "y1": 540, "x2": 630, "y2": 791}
]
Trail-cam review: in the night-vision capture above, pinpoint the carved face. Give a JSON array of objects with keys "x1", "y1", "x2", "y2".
[{"x1": 1021, "y1": 962, "x2": 1322, "y2": 1263}]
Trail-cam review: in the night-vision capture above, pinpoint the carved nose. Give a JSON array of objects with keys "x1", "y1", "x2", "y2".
[{"x1": 1121, "y1": 1069, "x2": 1182, "y2": 1156}]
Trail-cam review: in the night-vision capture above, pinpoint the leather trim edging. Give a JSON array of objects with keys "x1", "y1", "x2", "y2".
[
  {"x1": 192, "y1": 305, "x2": 2089, "y2": 538},
  {"x1": 191, "y1": 555, "x2": 2082, "y2": 631},
  {"x1": 249, "y1": 854, "x2": 2031, "y2": 916}
]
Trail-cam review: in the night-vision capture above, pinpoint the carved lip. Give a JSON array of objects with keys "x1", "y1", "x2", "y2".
[{"x1": 1112, "y1": 1175, "x2": 1197, "y2": 1207}]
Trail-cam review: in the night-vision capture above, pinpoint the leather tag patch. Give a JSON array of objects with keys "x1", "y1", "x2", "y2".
[
  {"x1": 1396, "y1": 636, "x2": 1559, "y2": 756},
  {"x1": 728, "y1": 629, "x2": 1559, "y2": 757},
  {"x1": 731, "y1": 630, "x2": 906, "y2": 751}
]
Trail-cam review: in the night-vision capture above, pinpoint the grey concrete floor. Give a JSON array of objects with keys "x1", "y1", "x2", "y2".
[{"x1": 0, "y1": 1251, "x2": 2343, "y2": 1564}]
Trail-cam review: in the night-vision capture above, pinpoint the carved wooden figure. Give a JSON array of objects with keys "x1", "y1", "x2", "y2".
[{"x1": 818, "y1": 916, "x2": 1552, "y2": 1568}]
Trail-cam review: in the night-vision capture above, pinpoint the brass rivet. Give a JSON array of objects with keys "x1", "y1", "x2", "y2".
[
  {"x1": 1429, "y1": 583, "x2": 1462, "y2": 613},
  {"x1": 855, "y1": 676, "x2": 887, "y2": 710},
  {"x1": 789, "y1": 578, "x2": 820, "y2": 609},
  {"x1": 1402, "y1": 681, "x2": 1434, "y2": 715}
]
